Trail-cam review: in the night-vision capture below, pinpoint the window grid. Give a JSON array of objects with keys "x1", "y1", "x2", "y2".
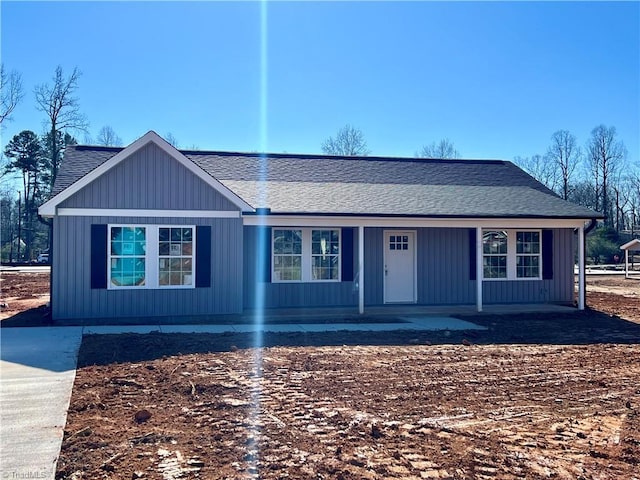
[
  {"x1": 311, "y1": 230, "x2": 340, "y2": 280},
  {"x1": 389, "y1": 235, "x2": 409, "y2": 251},
  {"x1": 110, "y1": 226, "x2": 147, "y2": 287},
  {"x1": 159, "y1": 227, "x2": 194, "y2": 286},
  {"x1": 516, "y1": 231, "x2": 541, "y2": 278},
  {"x1": 482, "y1": 229, "x2": 542, "y2": 281},
  {"x1": 108, "y1": 225, "x2": 196, "y2": 289},
  {"x1": 273, "y1": 229, "x2": 303, "y2": 281},
  {"x1": 482, "y1": 231, "x2": 507, "y2": 279},
  {"x1": 272, "y1": 228, "x2": 341, "y2": 282}
]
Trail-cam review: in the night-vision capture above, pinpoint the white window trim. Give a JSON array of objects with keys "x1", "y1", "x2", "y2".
[
  {"x1": 482, "y1": 229, "x2": 542, "y2": 281},
  {"x1": 108, "y1": 224, "x2": 196, "y2": 290},
  {"x1": 272, "y1": 228, "x2": 341, "y2": 283}
]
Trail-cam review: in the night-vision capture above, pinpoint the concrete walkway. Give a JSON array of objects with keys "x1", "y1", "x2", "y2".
[
  {"x1": 82, "y1": 316, "x2": 485, "y2": 334},
  {"x1": 0, "y1": 317, "x2": 484, "y2": 478},
  {"x1": 1, "y1": 327, "x2": 83, "y2": 479}
]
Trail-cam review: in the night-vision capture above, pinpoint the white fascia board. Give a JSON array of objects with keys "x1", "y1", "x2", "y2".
[
  {"x1": 620, "y1": 238, "x2": 640, "y2": 251},
  {"x1": 39, "y1": 200, "x2": 61, "y2": 217},
  {"x1": 242, "y1": 215, "x2": 589, "y2": 229},
  {"x1": 38, "y1": 131, "x2": 254, "y2": 217},
  {"x1": 57, "y1": 208, "x2": 240, "y2": 218}
]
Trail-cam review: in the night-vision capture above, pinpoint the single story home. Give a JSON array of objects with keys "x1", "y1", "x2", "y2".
[
  {"x1": 620, "y1": 238, "x2": 640, "y2": 279},
  {"x1": 39, "y1": 131, "x2": 602, "y2": 322}
]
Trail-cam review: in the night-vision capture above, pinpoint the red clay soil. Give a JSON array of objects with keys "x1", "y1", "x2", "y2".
[
  {"x1": 59, "y1": 339, "x2": 640, "y2": 480},
  {"x1": 57, "y1": 290, "x2": 640, "y2": 479},
  {"x1": 0, "y1": 272, "x2": 50, "y2": 322}
]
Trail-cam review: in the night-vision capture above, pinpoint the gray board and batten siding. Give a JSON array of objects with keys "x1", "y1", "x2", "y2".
[
  {"x1": 242, "y1": 226, "x2": 359, "y2": 309},
  {"x1": 482, "y1": 228, "x2": 575, "y2": 304},
  {"x1": 58, "y1": 143, "x2": 240, "y2": 211},
  {"x1": 369, "y1": 227, "x2": 574, "y2": 306},
  {"x1": 52, "y1": 143, "x2": 245, "y2": 320},
  {"x1": 242, "y1": 226, "x2": 575, "y2": 310},
  {"x1": 53, "y1": 216, "x2": 243, "y2": 320}
]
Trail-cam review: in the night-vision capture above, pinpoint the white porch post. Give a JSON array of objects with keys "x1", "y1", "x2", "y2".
[
  {"x1": 578, "y1": 225, "x2": 585, "y2": 310},
  {"x1": 358, "y1": 225, "x2": 365, "y2": 314},
  {"x1": 476, "y1": 226, "x2": 483, "y2": 312},
  {"x1": 625, "y1": 249, "x2": 629, "y2": 279}
]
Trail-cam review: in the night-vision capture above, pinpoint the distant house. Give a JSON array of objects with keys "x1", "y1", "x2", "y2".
[
  {"x1": 39, "y1": 131, "x2": 602, "y2": 321},
  {"x1": 620, "y1": 239, "x2": 640, "y2": 278}
]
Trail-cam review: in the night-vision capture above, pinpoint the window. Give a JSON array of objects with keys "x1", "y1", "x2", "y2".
[
  {"x1": 482, "y1": 229, "x2": 541, "y2": 280},
  {"x1": 273, "y1": 229, "x2": 302, "y2": 281},
  {"x1": 312, "y1": 230, "x2": 340, "y2": 280},
  {"x1": 272, "y1": 228, "x2": 341, "y2": 282},
  {"x1": 389, "y1": 235, "x2": 409, "y2": 251},
  {"x1": 110, "y1": 226, "x2": 147, "y2": 287},
  {"x1": 482, "y1": 231, "x2": 507, "y2": 279},
  {"x1": 516, "y1": 231, "x2": 540, "y2": 278},
  {"x1": 108, "y1": 225, "x2": 195, "y2": 289},
  {"x1": 159, "y1": 227, "x2": 194, "y2": 286}
]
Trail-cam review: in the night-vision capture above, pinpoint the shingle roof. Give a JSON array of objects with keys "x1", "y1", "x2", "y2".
[
  {"x1": 52, "y1": 145, "x2": 121, "y2": 196},
  {"x1": 52, "y1": 145, "x2": 602, "y2": 219}
]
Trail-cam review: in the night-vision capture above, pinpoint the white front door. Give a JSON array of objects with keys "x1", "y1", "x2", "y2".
[{"x1": 383, "y1": 230, "x2": 417, "y2": 303}]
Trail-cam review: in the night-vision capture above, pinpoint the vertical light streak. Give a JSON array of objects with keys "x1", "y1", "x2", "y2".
[{"x1": 247, "y1": 1, "x2": 269, "y2": 477}]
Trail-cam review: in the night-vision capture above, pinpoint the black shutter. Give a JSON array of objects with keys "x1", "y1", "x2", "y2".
[
  {"x1": 257, "y1": 226, "x2": 272, "y2": 282},
  {"x1": 341, "y1": 227, "x2": 355, "y2": 282},
  {"x1": 195, "y1": 226, "x2": 211, "y2": 288},
  {"x1": 91, "y1": 224, "x2": 108, "y2": 289},
  {"x1": 542, "y1": 229, "x2": 553, "y2": 280},
  {"x1": 469, "y1": 228, "x2": 477, "y2": 281}
]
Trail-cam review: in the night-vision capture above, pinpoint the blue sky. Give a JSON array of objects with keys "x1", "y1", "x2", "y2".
[{"x1": 1, "y1": 1, "x2": 638, "y2": 165}]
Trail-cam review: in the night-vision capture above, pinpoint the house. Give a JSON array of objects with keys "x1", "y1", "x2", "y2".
[
  {"x1": 39, "y1": 131, "x2": 602, "y2": 322},
  {"x1": 620, "y1": 239, "x2": 640, "y2": 278}
]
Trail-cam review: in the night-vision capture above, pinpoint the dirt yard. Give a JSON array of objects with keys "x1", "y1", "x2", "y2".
[
  {"x1": 1, "y1": 272, "x2": 639, "y2": 479},
  {"x1": 0, "y1": 271, "x2": 50, "y2": 322}
]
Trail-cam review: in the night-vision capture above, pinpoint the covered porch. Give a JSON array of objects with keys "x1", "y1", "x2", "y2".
[{"x1": 243, "y1": 215, "x2": 591, "y2": 314}]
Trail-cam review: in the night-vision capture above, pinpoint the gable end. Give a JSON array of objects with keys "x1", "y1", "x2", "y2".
[{"x1": 39, "y1": 131, "x2": 254, "y2": 217}]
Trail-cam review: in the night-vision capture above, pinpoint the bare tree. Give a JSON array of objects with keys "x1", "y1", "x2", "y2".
[
  {"x1": 96, "y1": 125, "x2": 123, "y2": 147},
  {"x1": 546, "y1": 130, "x2": 581, "y2": 200},
  {"x1": 611, "y1": 173, "x2": 631, "y2": 232},
  {"x1": 34, "y1": 66, "x2": 89, "y2": 190},
  {"x1": 513, "y1": 154, "x2": 558, "y2": 192},
  {"x1": 630, "y1": 171, "x2": 640, "y2": 235},
  {"x1": 321, "y1": 124, "x2": 370, "y2": 156},
  {"x1": 586, "y1": 125, "x2": 627, "y2": 224},
  {"x1": 0, "y1": 65, "x2": 24, "y2": 126},
  {"x1": 164, "y1": 132, "x2": 179, "y2": 148},
  {"x1": 568, "y1": 180, "x2": 598, "y2": 211},
  {"x1": 418, "y1": 138, "x2": 460, "y2": 159}
]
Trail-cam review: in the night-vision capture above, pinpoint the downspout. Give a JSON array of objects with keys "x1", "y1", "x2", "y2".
[
  {"x1": 48, "y1": 218, "x2": 53, "y2": 323},
  {"x1": 581, "y1": 218, "x2": 598, "y2": 309}
]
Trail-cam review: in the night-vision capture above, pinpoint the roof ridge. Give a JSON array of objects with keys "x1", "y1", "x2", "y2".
[
  {"x1": 185, "y1": 150, "x2": 506, "y2": 164},
  {"x1": 74, "y1": 145, "x2": 124, "y2": 153},
  {"x1": 70, "y1": 144, "x2": 505, "y2": 164}
]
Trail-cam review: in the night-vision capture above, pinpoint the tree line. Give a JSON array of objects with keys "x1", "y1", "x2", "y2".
[
  {"x1": 322, "y1": 124, "x2": 639, "y2": 263},
  {"x1": 321, "y1": 124, "x2": 638, "y2": 238},
  {"x1": 513, "y1": 127, "x2": 638, "y2": 263},
  {"x1": 321, "y1": 124, "x2": 461, "y2": 160}
]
